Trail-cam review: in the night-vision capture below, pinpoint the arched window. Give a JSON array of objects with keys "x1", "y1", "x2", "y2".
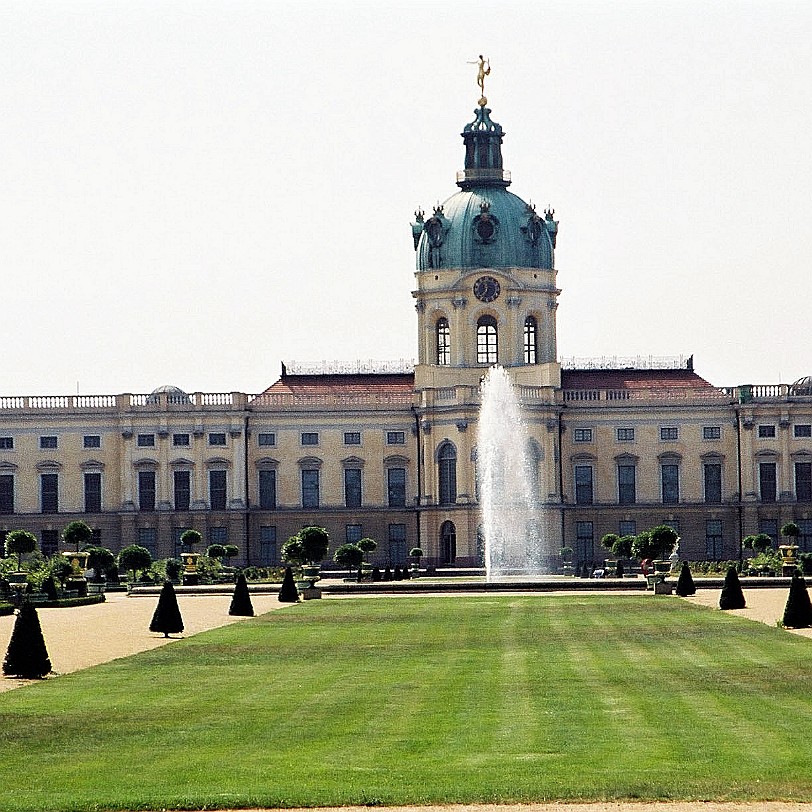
[
  {"x1": 523, "y1": 316, "x2": 538, "y2": 364},
  {"x1": 436, "y1": 318, "x2": 450, "y2": 365},
  {"x1": 438, "y1": 442, "x2": 457, "y2": 505},
  {"x1": 477, "y1": 315, "x2": 498, "y2": 364},
  {"x1": 440, "y1": 520, "x2": 457, "y2": 564}
]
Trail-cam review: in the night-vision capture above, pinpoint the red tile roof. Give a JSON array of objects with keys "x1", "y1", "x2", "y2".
[
  {"x1": 257, "y1": 373, "x2": 415, "y2": 398},
  {"x1": 561, "y1": 368, "x2": 718, "y2": 392}
]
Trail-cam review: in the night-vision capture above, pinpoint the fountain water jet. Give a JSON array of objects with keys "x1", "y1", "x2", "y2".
[{"x1": 478, "y1": 366, "x2": 554, "y2": 580}]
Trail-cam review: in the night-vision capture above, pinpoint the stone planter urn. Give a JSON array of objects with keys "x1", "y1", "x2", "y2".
[
  {"x1": 298, "y1": 564, "x2": 322, "y2": 600},
  {"x1": 181, "y1": 552, "x2": 200, "y2": 586},
  {"x1": 779, "y1": 544, "x2": 799, "y2": 576},
  {"x1": 63, "y1": 550, "x2": 90, "y2": 597}
]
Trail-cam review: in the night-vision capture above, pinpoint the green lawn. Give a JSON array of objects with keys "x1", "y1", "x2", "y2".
[{"x1": 1, "y1": 595, "x2": 812, "y2": 811}]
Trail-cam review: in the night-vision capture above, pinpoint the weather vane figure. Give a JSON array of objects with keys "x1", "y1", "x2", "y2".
[{"x1": 468, "y1": 54, "x2": 491, "y2": 107}]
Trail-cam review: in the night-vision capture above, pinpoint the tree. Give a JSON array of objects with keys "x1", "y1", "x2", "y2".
[
  {"x1": 41, "y1": 575, "x2": 59, "y2": 601},
  {"x1": 3, "y1": 602, "x2": 52, "y2": 679},
  {"x1": 675, "y1": 561, "x2": 696, "y2": 597},
  {"x1": 752, "y1": 533, "x2": 773, "y2": 553},
  {"x1": 281, "y1": 536, "x2": 306, "y2": 566},
  {"x1": 5, "y1": 530, "x2": 37, "y2": 571},
  {"x1": 781, "y1": 522, "x2": 801, "y2": 543},
  {"x1": 165, "y1": 558, "x2": 183, "y2": 583},
  {"x1": 357, "y1": 537, "x2": 377, "y2": 561},
  {"x1": 84, "y1": 546, "x2": 115, "y2": 582},
  {"x1": 206, "y1": 544, "x2": 226, "y2": 559},
  {"x1": 614, "y1": 535, "x2": 635, "y2": 559},
  {"x1": 48, "y1": 555, "x2": 74, "y2": 590},
  {"x1": 334, "y1": 543, "x2": 363, "y2": 578},
  {"x1": 149, "y1": 581, "x2": 184, "y2": 637},
  {"x1": 719, "y1": 566, "x2": 746, "y2": 610},
  {"x1": 180, "y1": 529, "x2": 202, "y2": 552},
  {"x1": 632, "y1": 525, "x2": 678, "y2": 561},
  {"x1": 782, "y1": 571, "x2": 812, "y2": 628},
  {"x1": 229, "y1": 571, "x2": 254, "y2": 617},
  {"x1": 278, "y1": 566, "x2": 299, "y2": 603},
  {"x1": 62, "y1": 520, "x2": 93, "y2": 553},
  {"x1": 600, "y1": 533, "x2": 620, "y2": 552},
  {"x1": 223, "y1": 544, "x2": 239, "y2": 564},
  {"x1": 118, "y1": 545, "x2": 153, "y2": 582},
  {"x1": 298, "y1": 526, "x2": 330, "y2": 564}
]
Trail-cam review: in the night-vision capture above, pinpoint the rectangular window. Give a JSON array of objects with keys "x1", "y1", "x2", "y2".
[
  {"x1": 138, "y1": 528, "x2": 157, "y2": 558},
  {"x1": 574, "y1": 465, "x2": 593, "y2": 505},
  {"x1": 40, "y1": 436, "x2": 58, "y2": 449},
  {"x1": 302, "y1": 469, "x2": 319, "y2": 508},
  {"x1": 210, "y1": 527, "x2": 228, "y2": 545},
  {"x1": 387, "y1": 467, "x2": 407, "y2": 507},
  {"x1": 660, "y1": 427, "x2": 679, "y2": 441},
  {"x1": 172, "y1": 527, "x2": 188, "y2": 558},
  {"x1": 619, "y1": 520, "x2": 636, "y2": 538},
  {"x1": 258, "y1": 432, "x2": 276, "y2": 447},
  {"x1": 173, "y1": 433, "x2": 190, "y2": 447},
  {"x1": 0, "y1": 437, "x2": 13, "y2": 450},
  {"x1": 83, "y1": 435, "x2": 101, "y2": 449},
  {"x1": 795, "y1": 425, "x2": 812, "y2": 438},
  {"x1": 616, "y1": 428, "x2": 635, "y2": 442},
  {"x1": 386, "y1": 431, "x2": 406, "y2": 445},
  {"x1": 41, "y1": 529, "x2": 59, "y2": 557},
  {"x1": 209, "y1": 470, "x2": 227, "y2": 510},
  {"x1": 798, "y1": 519, "x2": 812, "y2": 553},
  {"x1": 137, "y1": 434, "x2": 155, "y2": 447},
  {"x1": 706, "y1": 520, "x2": 723, "y2": 560},
  {"x1": 759, "y1": 462, "x2": 777, "y2": 502},
  {"x1": 174, "y1": 470, "x2": 191, "y2": 511},
  {"x1": 0, "y1": 474, "x2": 14, "y2": 514},
  {"x1": 208, "y1": 432, "x2": 227, "y2": 446},
  {"x1": 796, "y1": 462, "x2": 812, "y2": 502},
  {"x1": 259, "y1": 469, "x2": 277, "y2": 510},
  {"x1": 759, "y1": 519, "x2": 778, "y2": 547},
  {"x1": 703, "y1": 426, "x2": 721, "y2": 440},
  {"x1": 389, "y1": 523, "x2": 407, "y2": 564},
  {"x1": 704, "y1": 463, "x2": 722, "y2": 504},
  {"x1": 618, "y1": 464, "x2": 636, "y2": 505},
  {"x1": 346, "y1": 524, "x2": 362, "y2": 543},
  {"x1": 344, "y1": 468, "x2": 362, "y2": 508},
  {"x1": 84, "y1": 472, "x2": 102, "y2": 513},
  {"x1": 344, "y1": 432, "x2": 361, "y2": 445},
  {"x1": 573, "y1": 428, "x2": 593, "y2": 443},
  {"x1": 758, "y1": 425, "x2": 776, "y2": 438},
  {"x1": 138, "y1": 470, "x2": 156, "y2": 512},
  {"x1": 576, "y1": 521, "x2": 594, "y2": 562},
  {"x1": 259, "y1": 526, "x2": 277, "y2": 565},
  {"x1": 301, "y1": 432, "x2": 319, "y2": 446},
  {"x1": 41, "y1": 473, "x2": 58, "y2": 513},
  {"x1": 661, "y1": 463, "x2": 680, "y2": 504}
]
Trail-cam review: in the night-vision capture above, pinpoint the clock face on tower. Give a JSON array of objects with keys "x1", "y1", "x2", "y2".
[{"x1": 473, "y1": 275, "x2": 500, "y2": 303}]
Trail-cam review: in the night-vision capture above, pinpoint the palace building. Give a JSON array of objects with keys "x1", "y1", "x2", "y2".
[{"x1": 2, "y1": 87, "x2": 812, "y2": 568}]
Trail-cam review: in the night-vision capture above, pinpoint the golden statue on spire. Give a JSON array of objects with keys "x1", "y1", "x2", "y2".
[{"x1": 474, "y1": 54, "x2": 490, "y2": 107}]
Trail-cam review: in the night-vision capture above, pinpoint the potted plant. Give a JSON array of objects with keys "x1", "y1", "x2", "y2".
[
  {"x1": 780, "y1": 522, "x2": 801, "y2": 575},
  {"x1": 409, "y1": 546, "x2": 424, "y2": 578},
  {"x1": 333, "y1": 543, "x2": 363, "y2": 581},
  {"x1": 117, "y1": 544, "x2": 153, "y2": 590},
  {"x1": 61, "y1": 521, "x2": 93, "y2": 593},
  {"x1": 180, "y1": 529, "x2": 202, "y2": 585},
  {"x1": 356, "y1": 537, "x2": 377, "y2": 581},
  {"x1": 633, "y1": 526, "x2": 678, "y2": 589},
  {"x1": 5, "y1": 530, "x2": 37, "y2": 583},
  {"x1": 284, "y1": 526, "x2": 329, "y2": 599},
  {"x1": 84, "y1": 545, "x2": 115, "y2": 593},
  {"x1": 560, "y1": 546, "x2": 575, "y2": 576}
]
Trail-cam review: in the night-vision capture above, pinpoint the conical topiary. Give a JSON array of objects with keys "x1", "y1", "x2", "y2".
[
  {"x1": 675, "y1": 561, "x2": 696, "y2": 597},
  {"x1": 41, "y1": 575, "x2": 59, "y2": 602},
  {"x1": 782, "y1": 571, "x2": 812, "y2": 628},
  {"x1": 3, "y1": 601, "x2": 52, "y2": 679},
  {"x1": 149, "y1": 581, "x2": 184, "y2": 637},
  {"x1": 719, "y1": 566, "x2": 746, "y2": 610},
  {"x1": 278, "y1": 566, "x2": 299, "y2": 603},
  {"x1": 229, "y1": 571, "x2": 254, "y2": 617},
  {"x1": 383, "y1": 566, "x2": 392, "y2": 581}
]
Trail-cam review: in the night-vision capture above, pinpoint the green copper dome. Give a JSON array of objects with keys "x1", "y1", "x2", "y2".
[{"x1": 412, "y1": 106, "x2": 557, "y2": 271}]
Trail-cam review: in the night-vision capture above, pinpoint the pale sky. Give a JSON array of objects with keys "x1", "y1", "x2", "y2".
[{"x1": 1, "y1": 1, "x2": 810, "y2": 396}]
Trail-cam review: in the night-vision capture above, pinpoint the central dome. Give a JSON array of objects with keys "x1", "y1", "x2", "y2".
[{"x1": 413, "y1": 105, "x2": 557, "y2": 272}]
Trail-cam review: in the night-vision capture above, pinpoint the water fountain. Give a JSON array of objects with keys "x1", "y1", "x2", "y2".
[{"x1": 478, "y1": 366, "x2": 553, "y2": 580}]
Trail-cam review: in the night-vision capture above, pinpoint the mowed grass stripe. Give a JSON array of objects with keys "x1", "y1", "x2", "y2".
[{"x1": 2, "y1": 596, "x2": 812, "y2": 810}]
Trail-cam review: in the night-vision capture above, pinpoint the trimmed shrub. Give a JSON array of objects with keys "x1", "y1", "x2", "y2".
[
  {"x1": 164, "y1": 558, "x2": 183, "y2": 583},
  {"x1": 149, "y1": 581, "x2": 184, "y2": 637},
  {"x1": 383, "y1": 566, "x2": 392, "y2": 581},
  {"x1": 798, "y1": 552, "x2": 812, "y2": 576},
  {"x1": 5, "y1": 530, "x2": 37, "y2": 570},
  {"x1": 118, "y1": 545, "x2": 153, "y2": 582},
  {"x1": 278, "y1": 566, "x2": 299, "y2": 603},
  {"x1": 675, "y1": 561, "x2": 696, "y2": 597},
  {"x1": 206, "y1": 544, "x2": 226, "y2": 559},
  {"x1": 180, "y1": 529, "x2": 202, "y2": 550},
  {"x1": 719, "y1": 566, "x2": 746, "y2": 610},
  {"x1": 228, "y1": 571, "x2": 254, "y2": 617},
  {"x1": 782, "y1": 571, "x2": 812, "y2": 628},
  {"x1": 61, "y1": 520, "x2": 93, "y2": 552},
  {"x1": 393, "y1": 565, "x2": 403, "y2": 581},
  {"x1": 371, "y1": 566, "x2": 381, "y2": 582},
  {"x1": 298, "y1": 526, "x2": 330, "y2": 564},
  {"x1": 3, "y1": 601, "x2": 52, "y2": 679},
  {"x1": 41, "y1": 575, "x2": 59, "y2": 601}
]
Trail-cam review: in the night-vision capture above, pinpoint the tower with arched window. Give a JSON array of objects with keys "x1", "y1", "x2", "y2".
[{"x1": 410, "y1": 89, "x2": 565, "y2": 565}]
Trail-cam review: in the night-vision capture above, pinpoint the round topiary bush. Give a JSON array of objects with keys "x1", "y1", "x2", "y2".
[{"x1": 5, "y1": 530, "x2": 37, "y2": 570}]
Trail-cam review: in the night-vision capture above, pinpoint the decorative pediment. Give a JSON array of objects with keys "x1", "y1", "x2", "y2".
[
  {"x1": 0, "y1": 461, "x2": 18, "y2": 472},
  {"x1": 36, "y1": 460, "x2": 62, "y2": 472},
  {"x1": 255, "y1": 456, "x2": 279, "y2": 469},
  {"x1": 205, "y1": 456, "x2": 231, "y2": 468},
  {"x1": 298, "y1": 456, "x2": 322, "y2": 469},
  {"x1": 169, "y1": 457, "x2": 195, "y2": 467},
  {"x1": 384, "y1": 454, "x2": 410, "y2": 466},
  {"x1": 341, "y1": 456, "x2": 365, "y2": 468},
  {"x1": 80, "y1": 459, "x2": 105, "y2": 471},
  {"x1": 133, "y1": 457, "x2": 158, "y2": 468}
]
